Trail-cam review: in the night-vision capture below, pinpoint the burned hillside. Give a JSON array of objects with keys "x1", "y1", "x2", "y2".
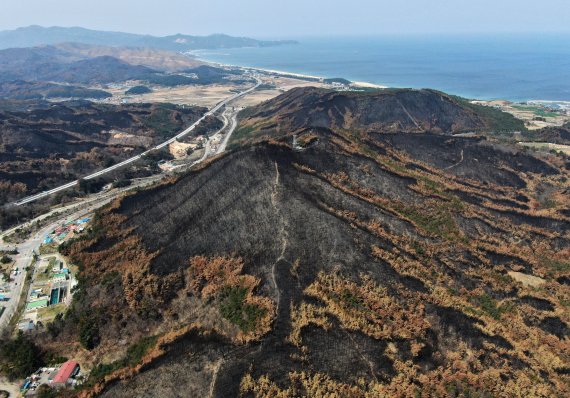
[{"x1": 56, "y1": 107, "x2": 570, "y2": 397}]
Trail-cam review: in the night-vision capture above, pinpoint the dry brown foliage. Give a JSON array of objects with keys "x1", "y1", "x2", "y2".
[
  {"x1": 187, "y1": 255, "x2": 275, "y2": 342},
  {"x1": 304, "y1": 271, "x2": 429, "y2": 341}
]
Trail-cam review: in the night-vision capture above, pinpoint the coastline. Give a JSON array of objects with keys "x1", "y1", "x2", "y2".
[
  {"x1": 188, "y1": 53, "x2": 570, "y2": 114},
  {"x1": 189, "y1": 53, "x2": 388, "y2": 90},
  {"x1": 187, "y1": 43, "x2": 570, "y2": 103}
]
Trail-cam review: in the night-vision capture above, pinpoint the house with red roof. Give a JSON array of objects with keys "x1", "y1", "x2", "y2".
[{"x1": 51, "y1": 361, "x2": 80, "y2": 386}]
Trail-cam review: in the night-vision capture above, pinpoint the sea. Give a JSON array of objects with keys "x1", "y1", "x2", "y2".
[{"x1": 192, "y1": 34, "x2": 570, "y2": 103}]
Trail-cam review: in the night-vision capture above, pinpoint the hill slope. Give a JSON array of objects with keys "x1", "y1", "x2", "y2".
[
  {"x1": 0, "y1": 100, "x2": 208, "y2": 209},
  {"x1": 54, "y1": 43, "x2": 203, "y2": 72},
  {"x1": 56, "y1": 95, "x2": 570, "y2": 397},
  {"x1": 232, "y1": 87, "x2": 525, "y2": 147},
  {"x1": 524, "y1": 122, "x2": 570, "y2": 145},
  {"x1": 0, "y1": 80, "x2": 111, "y2": 100},
  {"x1": 0, "y1": 46, "x2": 156, "y2": 84}
]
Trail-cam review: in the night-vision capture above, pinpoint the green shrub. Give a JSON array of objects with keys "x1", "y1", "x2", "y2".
[
  {"x1": 111, "y1": 179, "x2": 131, "y2": 189},
  {"x1": 0, "y1": 332, "x2": 44, "y2": 380},
  {"x1": 470, "y1": 294, "x2": 513, "y2": 320},
  {"x1": 84, "y1": 336, "x2": 158, "y2": 388},
  {"x1": 124, "y1": 335, "x2": 158, "y2": 366},
  {"x1": 219, "y1": 286, "x2": 267, "y2": 332},
  {"x1": 78, "y1": 313, "x2": 100, "y2": 350},
  {"x1": 339, "y1": 289, "x2": 366, "y2": 311},
  {"x1": 453, "y1": 96, "x2": 527, "y2": 132}
]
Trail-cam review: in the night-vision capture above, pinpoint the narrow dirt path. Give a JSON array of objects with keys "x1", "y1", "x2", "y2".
[
  {"x1": 270, "y1": 161, "x2": 288, "y2": 314},
  {"x1": 445, "y1": 148, "x2": 464, "y2": 170},
  {"x1": 211, "y1": 161, "x2": 294, "y2": 398},
  {"x1": 208, "y1": 359, "x2": 223, "y2": 398},
  {"x1": 397, "y1": 100, "x2": 420, "y2": 129}
]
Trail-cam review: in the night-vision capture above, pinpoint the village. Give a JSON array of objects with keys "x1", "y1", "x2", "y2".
[
  {"x1": 18, "y1": 217, "x2": 88, "y2": 334},
  {"x1": 9, "y1": 217, "x2": 89, "y2": 396}
]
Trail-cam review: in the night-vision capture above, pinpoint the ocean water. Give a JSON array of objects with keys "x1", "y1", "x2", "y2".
[{"x1": 192, "y1": 35, "x2": 570, "y2": 102}]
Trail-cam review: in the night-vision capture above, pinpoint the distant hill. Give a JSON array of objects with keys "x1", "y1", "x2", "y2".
[
  {"x1": 0, "y1": 26, "x2": 298, "y2": 51},
  {"x1": 0, "y1": 45, "x2": 254, "y2": 86},
  {"x1": 523, "y1": 122, "x2": 570, "y2": 145},
  {"x1": 126, "y1": 85, "x2": 152, "y2": 95},
  {"x1": 0, "y1": 46, "x2": 156, "y2": 84},
  {"x1": 0, "y1": 80, "x2": 111, "y2": 100},
  {"x1": 232, "y1": 87, "x2": 526, "y2": 147},
  {"x1": 54, "y1": 43, "x2": 203, "y2": 72},
  {"x1": 41, "y1": 55, "x2": 155, "y2": 84},
  {"x1": 0, "y1": 46, "x2": 83, "y2": 81}
]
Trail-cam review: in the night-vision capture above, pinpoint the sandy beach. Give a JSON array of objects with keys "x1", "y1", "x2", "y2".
[{"x1": 189, "y1": 53, "x2": 388, "y2": 89}]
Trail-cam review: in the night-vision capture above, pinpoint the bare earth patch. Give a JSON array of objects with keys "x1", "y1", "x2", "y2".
[
  {"x1": 507, "y1": 271, "x2": 546, "y2": 287},
  {"x1": 169, "y1": 141, "x2": 195, "y2": 159}
]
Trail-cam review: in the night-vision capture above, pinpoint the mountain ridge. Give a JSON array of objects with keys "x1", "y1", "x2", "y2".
[
  {"x1": 231, "y1": 87, "x2": 526, "y2": 148},
  {"x1": 0, "y1": 25, "x2": 298, "y2": 51},
  {"x1": 0, "y1": 46, "x2": 156, "y2": 84},
  {"x1": 49, "y1": 88, "x2": 570, "y2": 397}
]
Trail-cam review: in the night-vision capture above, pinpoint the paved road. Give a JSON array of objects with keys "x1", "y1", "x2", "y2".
[
  {"x1": 1, "y1": 224, "x2": 50, "y2": 332},
  {"x1": 0, "y1": 377, "x2": 20, "y2": 398},
  {"x1": 0, "y1": 206, "x2": 100, "y2": 332},
  {"x1": 0, "y1": 176, "x2": 160, "y2": 239},
  {"x1": 217, "y1": 111, "x2": 239, "y2": 154},
  {"x1": 171, "y1": 90, "x2": 249, "y2": 170},
  {"x1": 0, "y1": 244, "x2": 35, "y2": 332},
  {"x1": 0, "y1": 77, "x2": 262, "y2": 333},
  {"x1": 0, "y1": 177, "x2": 160, "y2": 333},
  {"x1": 11, "y1": 77, "x2": 261, "y2": 207}
]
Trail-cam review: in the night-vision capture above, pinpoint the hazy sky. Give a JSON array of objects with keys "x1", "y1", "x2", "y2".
[{"x1": 1, "y1": 0, "x2": 569, "y2": 38}]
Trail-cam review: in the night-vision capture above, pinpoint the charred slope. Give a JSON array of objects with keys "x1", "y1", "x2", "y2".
[
  {"x1": 524, "y1": 122, "x2": 570, "y2": 145},
  {"x1": 0, "y1": 101, "x2": 208, "y2": 206},
  {"x1": 0, "y1": 80, "x2": 112, "y2": 100},
  {"x1": 232, "y1": 87, "x2": 525, "y2": 147},
  {"x1": 61, "y1": 127, "x2": 570, "y2": 397}
]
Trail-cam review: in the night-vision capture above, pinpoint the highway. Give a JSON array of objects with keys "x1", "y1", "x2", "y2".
[
  {"x1": 0, "y1": 76, "x2": 262, "y2": 334},
  {"x1": 11, "y1": 77, "x2": 261, "y2": 207}
]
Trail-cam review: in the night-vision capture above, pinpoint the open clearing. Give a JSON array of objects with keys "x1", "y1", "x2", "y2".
[
  {"x1": 472, "y1": 100, "x2": 569, "y2": 130},
  {"x1": 102, "y1": 83, "x2": 245, "y2": 108},
  {"x1": 518, "y1": 142, "x2": 570, "y2": 155},
  {"x1": 507, "y1": 271, "x2": 546, "y2": 287},
  {"x1": 95, "y1": 75, "x2": 329, "y2": 109}
]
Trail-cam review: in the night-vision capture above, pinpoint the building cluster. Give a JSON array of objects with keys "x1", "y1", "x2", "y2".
[
  {"x1": 20, "y1": 255, "x2": 76, "y2": 331},
  {"x1": 18, "y1": 217, "x2": 88, "y2": 331},
  {"x1": 43, "y1": 217, "x2": 90, "y2": 245},
  {"x1": 21, "y1": 360, "x2": 81, "y2": 395}
]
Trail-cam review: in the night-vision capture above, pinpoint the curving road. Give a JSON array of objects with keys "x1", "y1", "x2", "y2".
[
  {"x1": 0, "y1": 77, "x2": 262, "y2": 334},
  {"x1": 216, "y1": 111, "x2": 239, "y2": 154},
  {"x1": 11, "y1": 77, "x2": 261, "y2": 207}
]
